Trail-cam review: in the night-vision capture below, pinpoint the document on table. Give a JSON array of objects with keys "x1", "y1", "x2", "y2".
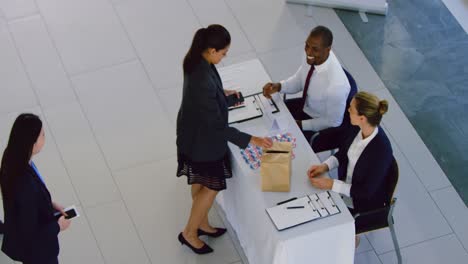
[
  {"x1": 266, "y1": 191, "x2": 341, "y2": 231},
  {"x1": 228, "y1": 94, "x2": 263, "y2": 124}
]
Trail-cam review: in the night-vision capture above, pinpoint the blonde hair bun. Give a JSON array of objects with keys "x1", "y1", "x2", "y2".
[{"x1": 378, "y1": 100, "x2": 389, "y2": 115}]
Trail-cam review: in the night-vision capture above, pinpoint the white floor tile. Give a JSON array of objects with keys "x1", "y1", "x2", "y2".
[
  {"x1": 305, "y1": 5, "x2": 386, "y2": 92},
  {"x1": 58, "y1": 206, "x2": 105, "y2": 264},
  {"x1": 72, "y1": 60, "x2": 175, "y2": 171},
  {"x1": 0, "y1": 0, "x2": 37, "y2": 21},
  {"x1": 0, "y1": 18, "x2": 37, "y2": 114},
  {"x1": 285, "y1": 2, "x2": 319, "y2": 35},
  {"x1": 376, "y1": 89, "x2": 452, "y2": 191},
  {"x1": 379, "y1": 234, "x2": 468, "y2": 264},
  {"x1": 365, "y1": 136, "x2": 452, "y2": 254},
  {"x1": 431, "y1": 186, "x2": 468, "y2": 251},
  {"x1": 356, "y1": 235, "x2": 374, "y2": 254},
  {"x1": 158, "y1": 84, "x2": 182, "y2": 125},
  {"x1": 0, "y1": 109, "x2": 31, "y2": 149},
  {"x1": 258, "y1": 44, "x2": 305, "y2": 82},
  {"x1": 0, "y1": 237, "x2": 14, "y2": 264},
  {"x1": 114, "y1": 157, "x2": 241, "y2": 264},
  {"x1": 44, "y1": 102, "x2": 122, "y2": 208},
  {"x1": 441, "y1": 0, "x2": 468, "y2": 34},
  {"x1": 222, "y1": 51, "x2": 257, "y2": 67},
  {"x1": 114, "y1": 0, "x2": 200, "y2": 89},
  {"x1": 8, "y1": 15, "x2": 76, "y2": 108},
  {"x1": 33, "y1": 130, "x2": 80, "y2": 208},
  {"x1": 36, "y1": 0, "x2": 135, "y2": 75},
  {"x1": 355, "y1": 250, "x2": 382, "y2": 264},
  {"x1": 85, "y1": 201, "x2": 150, "y2": 264},
  {"x1": 187, "y1": 0, "x2": 254, "y2": 58},
  {"x1": 226, "y1": 0, "x2": 305, "y2": 53}
]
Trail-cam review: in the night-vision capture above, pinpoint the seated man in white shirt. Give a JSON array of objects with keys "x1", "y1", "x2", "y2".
[{"x1": 263, "y1": 26, "x2": 350, "y2": 145}]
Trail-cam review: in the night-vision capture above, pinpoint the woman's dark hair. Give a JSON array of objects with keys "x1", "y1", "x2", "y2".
[
  {"x1": 183, "y1": 24, "x2": 231, "y2": 74},
  {"x1": 0, "y1": 113, "x2": 42, "y2": 203}
]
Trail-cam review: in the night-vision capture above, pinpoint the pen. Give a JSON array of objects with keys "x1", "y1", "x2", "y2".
[
  {"x1": 286, "y1": 206, "x2": 305, "y2": 209},
  {"x1": 265, "y1": 150, "x2": 289, "y2": 154},
  {"x1": 277, "y1": 197, "x2": 297, "y2": 205}
]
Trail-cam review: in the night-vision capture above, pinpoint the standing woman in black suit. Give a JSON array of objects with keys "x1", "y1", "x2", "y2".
[
  {"x1": 177, "y1": 25, "x2": 272, "y2": 254},
  {"x1": 307, "y1": 91, "x2": 392, "y2": 246},
  {"x1": 0, "y1": 114, "x2": 71, "y2": 264}
]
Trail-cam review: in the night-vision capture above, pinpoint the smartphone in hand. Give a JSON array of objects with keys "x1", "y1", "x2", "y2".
[
  {"x1": 226, "y1": 92, "x2": 244, "y2": 107},
  {"x1": 54, "y1": 205, "x2": 79, "y2": 220}
]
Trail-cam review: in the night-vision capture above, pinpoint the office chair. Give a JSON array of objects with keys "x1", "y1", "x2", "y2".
[
  {"x1": 354, "y1": 157, "x2": 402, "y2": 264},
  {"x1": 309, "y1": 68, "x2": 358, "y2": 153}
]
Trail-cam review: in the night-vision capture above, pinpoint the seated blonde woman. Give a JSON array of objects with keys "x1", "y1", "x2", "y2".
[{"x1": 307, "y1": 91, "x2": 393, "y2": 246}]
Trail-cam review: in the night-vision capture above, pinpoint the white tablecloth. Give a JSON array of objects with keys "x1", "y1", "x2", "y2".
[{"x1": 216, "y1": 59, "x2": 355, "y2": 264}]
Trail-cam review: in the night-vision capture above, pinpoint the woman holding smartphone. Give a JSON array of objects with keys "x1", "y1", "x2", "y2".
[
  {"x1": 176, "y1": 25, "x2": 272, "y2": 254},
  {"x1": 0, "y1": 113, "x2": 71, "y2": 264}
]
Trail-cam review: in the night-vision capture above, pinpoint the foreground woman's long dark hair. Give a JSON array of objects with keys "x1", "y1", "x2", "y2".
[{"x1": 1, "y1": 113, "x2": 70, "y2": 264}]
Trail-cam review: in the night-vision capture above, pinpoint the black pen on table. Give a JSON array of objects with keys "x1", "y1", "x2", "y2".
[
  {"x1": 277, "y1": 197, "x2": 297, "y2": 205},
  {"x1": 286, "y1": 206, "x2": 305, "y2": 209}
]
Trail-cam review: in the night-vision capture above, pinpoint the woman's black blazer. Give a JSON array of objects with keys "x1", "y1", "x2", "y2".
[
  {"x1": 177, "y1": 59, "x2": 251, "y2": 162},
  {"x1": 1, "y1": 166, "x2": 60, "y2": 262},
  {"x1": 334, "y1": 127, "x2": 393, "y2": 212}
]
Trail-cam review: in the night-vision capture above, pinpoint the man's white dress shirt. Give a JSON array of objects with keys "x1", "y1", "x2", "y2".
[{"x1": 280, "y1": 51, "x2": 350, "y2": 131}]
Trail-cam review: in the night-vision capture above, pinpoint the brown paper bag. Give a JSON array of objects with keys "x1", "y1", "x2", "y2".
[{"x1": 260, "y1": 142, "x2": 292, "y2": 192}]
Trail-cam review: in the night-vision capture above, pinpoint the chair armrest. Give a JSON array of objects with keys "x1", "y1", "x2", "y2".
[{"x1": 309, "y1": 131, "x2": 320, "y2": 145}]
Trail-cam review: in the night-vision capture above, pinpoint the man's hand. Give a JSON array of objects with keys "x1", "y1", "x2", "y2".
[{"x1": 262, "y1": 82, "x2": 281, "y2": 99}]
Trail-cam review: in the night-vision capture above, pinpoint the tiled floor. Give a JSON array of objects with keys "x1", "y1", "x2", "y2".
[
  {"x1": 336, "y1": 0, "x2": 468, "y2": 206},
  {"x1": 0, "y1": 0, "x2": 466, "y2": 263}
]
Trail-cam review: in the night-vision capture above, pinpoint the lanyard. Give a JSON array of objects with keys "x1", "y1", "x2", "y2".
[{"x1": 30, "y1": 161, "x2": 45, "y2": 185}]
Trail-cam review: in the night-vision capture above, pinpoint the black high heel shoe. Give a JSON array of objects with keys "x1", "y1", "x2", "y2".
[
  {"x1": 197, "y1": 228, "x2": 227, "y2": 238},
  {"x1": 178, "y1": 233, "x2": 213, "y2": 254}
]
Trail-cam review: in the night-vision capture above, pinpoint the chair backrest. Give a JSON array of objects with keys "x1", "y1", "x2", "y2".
[
  {"x1": 341, "y1": 68, "x2": 358, "y2": 128},
  {"x1": 385, "y1": 156, "x2": 399, "y2": 206}
]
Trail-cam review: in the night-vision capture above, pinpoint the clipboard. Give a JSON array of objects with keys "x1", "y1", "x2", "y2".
[
  {"x1": 266, "y1": 191, "x2": 341, "y2": 231},
  {"x1": 252, "y1": 92, "x2": 280, "y2": 114},
  {"x1": 228, "y1": 94, "x2": 263, "y2": 124}
]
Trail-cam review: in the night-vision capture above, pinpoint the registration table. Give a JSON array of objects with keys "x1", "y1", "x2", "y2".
[{"x1": 216, "y1": 59, "x2": 355, "y2": 264}]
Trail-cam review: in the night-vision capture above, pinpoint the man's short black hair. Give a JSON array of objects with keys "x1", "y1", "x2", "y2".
[{"x1": 309, "y1": 26, "x2": 333, "y2": 47}]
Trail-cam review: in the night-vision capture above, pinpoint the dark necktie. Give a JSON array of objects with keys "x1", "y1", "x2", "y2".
[{"x1": 300, "y1": 65, "x2": 315, "y2": 110}]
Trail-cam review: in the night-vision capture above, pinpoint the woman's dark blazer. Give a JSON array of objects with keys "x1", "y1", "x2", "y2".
[
  {"x1": 177, "y1": 59, "x2": 251, "y2": 162},
  {"x1": 1, "y1": 166, "x2": 60, "y2": 262},
  {"x1": 334, "y1": 127, "x2": 393, "y2": 213}
]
